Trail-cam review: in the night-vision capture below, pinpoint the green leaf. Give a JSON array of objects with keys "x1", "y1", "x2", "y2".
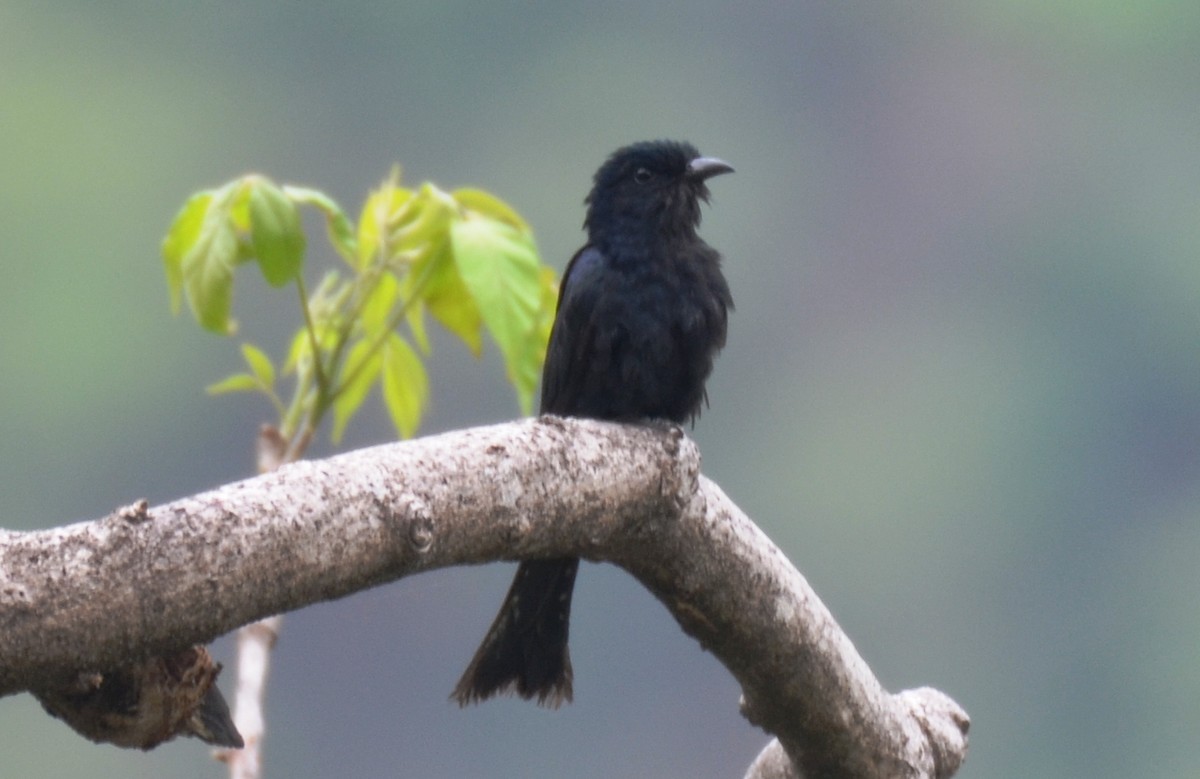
[
  {"x1": 406, "y1": 299, "x2": 431, "y2": 354},
  {"x1": 414, "y1": 240, "x2": 483, "y2": 354},
  {"x1": 284, "y1": 185, "x2": 356, "y2": 265},
  {"x1": 331, "y1": 338, "x2": 383, "y2": 442},
  {"x1": 450, "y1": 216, "x2": 547, "y2": 410},
  {"x1": 227, "y1": 179, "x2": 253, "y2": 232},
  {"x1": 391, "y1": 183, "x2": 456, "y2": 255},
  {"x1": 357, "y1": 175, "x2": 415, "y2": 269},
  {"x1": 361, "y1": 271, "x2": 399, "y2": 335},
  {"x1": 241, "y1": 343, "x2": 275, "y2": 388},
  {"x1": 182, "y1": 191, "x2": 240, "y2": 334},
  {"x1": 206, "y1": 373, "x2": 260, "y2": 395},
  {"x1": 496, "y1": 265, "x2": 558, "y2": 413},
  {"x1": 453, "y1": 188, "x2": 532, "y2": 234},
  {"x1": 303, "y1": 269, "x2": 350, "y2": 329},
  {"x1": 283, "y1": 326, "x2": 309, "y2": 375},
  {"x1": 162, "y1": 191, "x2": 214, "y2": 314},
  {"x1": 247, "y1": 178, "x2": 305, "y2": 287},
  {"x1": 529, "y1": 264, "x2": 560, "y2": 396},
  {"x1": 282, "y1": 322, "x2": 337, "y2": 376},
  {"x1": 382, "y1": 332, "x2": 428, "y2": 439}
]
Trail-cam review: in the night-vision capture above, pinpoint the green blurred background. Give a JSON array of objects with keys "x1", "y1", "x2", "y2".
[{"x1": 3, "y1": 2, "x2": 1199, "y2": 777}]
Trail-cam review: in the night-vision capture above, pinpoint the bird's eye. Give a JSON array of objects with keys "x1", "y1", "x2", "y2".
[{"x1": 633, "y1": 167, "x2": 652, "y2": 184}]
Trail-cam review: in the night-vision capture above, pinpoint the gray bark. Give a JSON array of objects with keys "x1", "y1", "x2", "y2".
[{"x1": 0, "y1": 416, "x2": 969, "y2": 777}]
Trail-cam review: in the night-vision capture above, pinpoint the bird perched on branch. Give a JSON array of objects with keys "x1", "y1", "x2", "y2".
[{"x1": 452, "y1": 140, "x2": 734, "y2": 707}]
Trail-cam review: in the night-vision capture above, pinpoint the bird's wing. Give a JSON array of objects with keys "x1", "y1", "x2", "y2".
[{"x1": 539, "y1": 245, "x2": 607, "y2": 416}]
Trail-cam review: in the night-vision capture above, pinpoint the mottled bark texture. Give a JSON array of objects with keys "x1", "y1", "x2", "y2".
[{"x1": 0, "y1": 416, "x2": 968, "y2": 777}]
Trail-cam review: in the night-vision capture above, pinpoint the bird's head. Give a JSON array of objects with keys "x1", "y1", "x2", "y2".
[{"x1": 584, "y1": 140, "x2": 733, "y2": 250}]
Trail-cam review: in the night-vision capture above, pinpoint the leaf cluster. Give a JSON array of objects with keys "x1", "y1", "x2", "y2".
[{"x1": 161, "y1": 170, "x2": 557, "y2": 443}]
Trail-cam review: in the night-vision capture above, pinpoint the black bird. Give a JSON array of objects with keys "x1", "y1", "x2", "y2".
[{"x1": 452, "y1": 140, "x2": 734, "y2": 707}]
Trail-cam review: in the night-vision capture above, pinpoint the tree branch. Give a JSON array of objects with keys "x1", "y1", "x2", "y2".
[{"x1": 0, "y1": 417, "x2": 968, "y2": 777}]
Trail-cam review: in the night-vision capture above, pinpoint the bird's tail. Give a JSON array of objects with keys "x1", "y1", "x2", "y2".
[{"x1": 452, "y1": 558, "x2": 579, "y2": 708}]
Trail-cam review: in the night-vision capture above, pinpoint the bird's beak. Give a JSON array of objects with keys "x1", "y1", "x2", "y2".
[{"x1": 687, "y1": 156, "x2": 735, "y2": 181}]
